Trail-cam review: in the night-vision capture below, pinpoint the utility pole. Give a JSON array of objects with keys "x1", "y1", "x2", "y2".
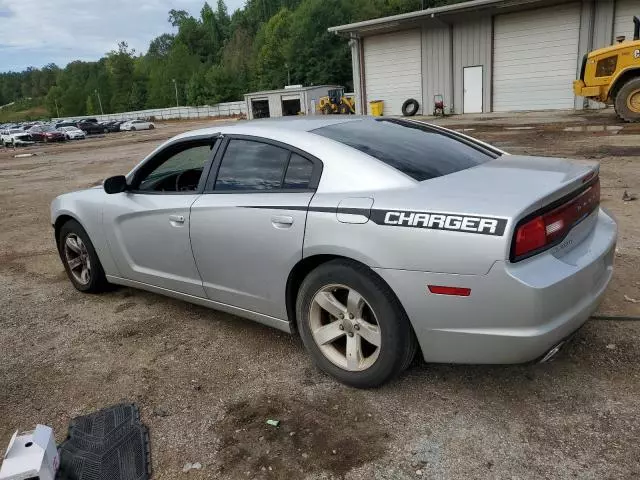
[
  {"x1": 54, "y1": 99, "x2": 60, "y2": 118},
  {"x1": 94, "y1": 89, "x2": 104, "y2": 115},
  {"x1": 172, "y1": 79, "x2": 179, "y2": 107},
  {"x1": 285, "y1": 63, "x2": 291, "y2": 86}
]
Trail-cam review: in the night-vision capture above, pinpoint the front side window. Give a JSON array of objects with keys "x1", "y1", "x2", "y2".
[
  {"x1": 136, "y1": 143, "x2": 214, "y2": 192},
  {"x1": 214, "y1": 139, "x2": 291, "y2": 191}
]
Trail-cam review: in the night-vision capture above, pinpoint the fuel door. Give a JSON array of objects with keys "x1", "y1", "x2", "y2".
[{"x1": 337, "y1": 197, "x2": 374, "y2": 224}]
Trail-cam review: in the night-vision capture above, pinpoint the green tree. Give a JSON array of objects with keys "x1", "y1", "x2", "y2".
[
  {"x1": 45, "y1": 86, "x2": 63, "y2": 117},
  {"x1": 3, "y1": 0, "x2": 462, "y2": 121},
  {"x1": 86, "y1": 94, "x2": 96, "y2": 115},
  {"x1": 253, "y1": 8, "x2": 293, "y2": 89},
  {"x1": 107, "y1": 41, "x2": 136, "y2": 112}
]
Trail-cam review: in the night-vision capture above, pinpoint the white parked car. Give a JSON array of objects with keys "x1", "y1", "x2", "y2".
[
  {"x1": 121, "y1": 120, "x2": 155, "y2": 131},
  {"x1": 57, "y1": 126, "x2": 86, "y2": 140},
  {"x1": 0, "y1": 128, "x2": 34, "y2": 147}
]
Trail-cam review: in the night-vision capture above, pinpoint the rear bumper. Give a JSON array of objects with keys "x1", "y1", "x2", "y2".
[{"x1": 375, "y1": 208, "x2": 617, "y2": 364}]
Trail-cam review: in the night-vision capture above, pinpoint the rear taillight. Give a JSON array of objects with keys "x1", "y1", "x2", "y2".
[{"x1": 512, "y1": 177, "x2": 600, "y2": 261}]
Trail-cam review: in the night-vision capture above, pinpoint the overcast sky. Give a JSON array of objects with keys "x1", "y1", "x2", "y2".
[{"x1": 0, "y1": 0, "x2": 245, "y2": 72}]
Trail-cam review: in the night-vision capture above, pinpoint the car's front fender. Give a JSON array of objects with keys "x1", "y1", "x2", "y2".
[{"x1": 51, "y1": 188, "x2": 120, "y2": 276}]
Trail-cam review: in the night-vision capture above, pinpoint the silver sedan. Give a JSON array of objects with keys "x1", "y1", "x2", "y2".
[{"x1": 51, "y1": 117, "x2": 617, "y2": 387}]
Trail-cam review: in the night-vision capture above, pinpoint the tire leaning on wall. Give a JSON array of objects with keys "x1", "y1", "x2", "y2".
[{"x1": 401, "y1": 98, "x2": 420, "y2": 117}]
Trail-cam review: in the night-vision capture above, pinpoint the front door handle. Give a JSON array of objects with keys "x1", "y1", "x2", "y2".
[
  {"x1": 271, "y1": 215, "x2": 294, "y2": 228},
  {"x1": 169, "y1": 214, "x2": 185, "y2": 225}
]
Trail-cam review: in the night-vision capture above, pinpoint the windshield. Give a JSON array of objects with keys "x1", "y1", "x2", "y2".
[{"x1": 312, "y1": 119, "x2": 498, "y2": 181}]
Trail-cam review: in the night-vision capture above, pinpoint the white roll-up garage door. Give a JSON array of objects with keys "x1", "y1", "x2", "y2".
[
  {"x1": 363, "y1": 30, "x2": 422, "y2": 116},
  {"x1": 614, "y1": 0, "x2": 639, "y2": 41},
  {"x1": 493, "y1": 3, "x2": 580, "y2": 111}
]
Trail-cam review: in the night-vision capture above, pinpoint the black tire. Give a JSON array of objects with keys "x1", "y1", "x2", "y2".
[
  {"x1": 58, "y1": 219, "x2": 109, "y2": 293},
  {"x1": 131, "y1": 126, "x2": 136, "y2": 131},
  {"x1": 614, "y1": 77, "x2": 640, "y2": 123},
  {"x1": 296, "y1": 260, "x2": 417, "y2": 388},
  {"x1": 401, "y1": 98, "x2": 420, "y2": 117},
  {"x1": 321, "y1": 104, "x2": 333, "y2": 115},
  {"x1": 149, "y1": 124, "x2": 155, "y2": 130},
  {"x1": 103, "y1": 128, "x2": 109, "y2": 134}
]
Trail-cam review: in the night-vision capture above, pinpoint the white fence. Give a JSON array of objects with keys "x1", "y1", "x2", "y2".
[{"x1": 53, "y1": 101, "x2": 247, "y2": 123}]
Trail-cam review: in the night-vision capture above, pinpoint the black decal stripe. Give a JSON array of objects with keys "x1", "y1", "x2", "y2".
[
  {"x1": 369, "y1": 210, "x2": 507, "y2": 236},
  {"x1": 242, "y1": 206, "x2": 508, "y2": 236},
  {"x1": 243, "y1": 205, "x2": 370, "y2": 216}
]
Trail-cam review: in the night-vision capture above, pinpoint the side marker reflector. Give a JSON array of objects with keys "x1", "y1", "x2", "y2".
[{"x1": 428, "y1": 285, "x2": 471, "y2": 297}]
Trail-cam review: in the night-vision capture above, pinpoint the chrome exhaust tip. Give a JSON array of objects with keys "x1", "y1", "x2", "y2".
[{"x1": 539, "y1": 340, "x2": 566, "y2": 363}]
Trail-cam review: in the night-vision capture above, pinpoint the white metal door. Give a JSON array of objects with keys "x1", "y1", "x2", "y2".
[
  {"x1": 614, "y1": 0, "x2": 639, "y2": 41},
  {"x1": 493, "y1": 3, "x2": 580, "y2": 111},
  {"x1": 363, "y1": 30, "x2": 422, "y2": 115},
  {"x1": 463, "y1": 66, "x2": 483, "y2": 113}
]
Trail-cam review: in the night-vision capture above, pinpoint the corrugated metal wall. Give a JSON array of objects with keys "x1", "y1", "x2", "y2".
[
  {"x1": 422, "y1": 25, "x2": 453, "y2": 114},
  {"x1": 593, "y1": 0, "x2": 615, "y2": 48},
  {"x1": 452, "y1": 17, "x2": 493, "y2": 114},
  {"x1": 348, "y1": 0, "x2": 633, "y2": 115},
  {"x1": 614, "y1": 0, "x2": 639, "y2": 40}
]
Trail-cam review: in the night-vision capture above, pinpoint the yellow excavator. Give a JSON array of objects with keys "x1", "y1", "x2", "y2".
[
  {"x1": 318, "y1": 88, "x2": 355, "y2": 115},
  {"x1": 574, "y1": 16, "x2": 640, "y2": 122}
]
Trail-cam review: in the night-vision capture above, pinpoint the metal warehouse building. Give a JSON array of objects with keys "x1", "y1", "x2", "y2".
[
  {"x1": 330, "y1": 0, "x2": 639, "y2": 116},
  {"x1": 244, "y1": 85, "x2": 343, "y2": 120}
]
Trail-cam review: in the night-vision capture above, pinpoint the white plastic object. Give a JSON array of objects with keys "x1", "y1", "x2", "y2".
[{"x1": 0, "y1": 425, "x2": 58, "y2": 480}]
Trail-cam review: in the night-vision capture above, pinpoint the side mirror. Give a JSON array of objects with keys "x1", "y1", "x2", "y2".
[{"x1": 103, "y1": 175, "x2": 128, "y2": 194}]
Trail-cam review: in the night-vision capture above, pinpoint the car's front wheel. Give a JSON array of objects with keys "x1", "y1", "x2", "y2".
[
  {"x1": 58, "y1": 219, "x2": 109, "y2": 293},
  {"x1": 296, "y1": 260, "x2": 417, "y2": 388}
]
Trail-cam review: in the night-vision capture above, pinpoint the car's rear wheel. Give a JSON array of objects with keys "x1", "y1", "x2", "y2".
[
  {"x1": 149, "y1": 124, "x2": 155, "y2": 130},
  {"x1": 131, "y1": 126, "x2": 136, "y2": 131},
  {"x1": 296, "y1": 260, "x2": 417, "y2": 388},
  {"x1": 58, "y1": 220, "x2": 108, "y2": 293}
]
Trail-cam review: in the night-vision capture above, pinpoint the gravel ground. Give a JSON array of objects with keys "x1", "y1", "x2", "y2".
[{"x1": 0, "y1": 111, "x2": 639, "y2": 479}]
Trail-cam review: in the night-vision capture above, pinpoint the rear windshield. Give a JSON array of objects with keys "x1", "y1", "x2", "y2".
[{"x1": 312, "y1": 119, "x2": 498, "y2": 181}]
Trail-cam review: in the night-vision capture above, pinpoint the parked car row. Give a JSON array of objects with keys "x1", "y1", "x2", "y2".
[{"x1": 0, "y1": 117, "x2": 156, "y2": 147}]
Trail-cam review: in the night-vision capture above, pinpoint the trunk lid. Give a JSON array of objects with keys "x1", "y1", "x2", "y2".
[
  {"x1": 378, "y1": 155, "x2": 598, "y2": 220},
  {"x1": 371, "y1": 155, "x2": 599, "y2": 266}
]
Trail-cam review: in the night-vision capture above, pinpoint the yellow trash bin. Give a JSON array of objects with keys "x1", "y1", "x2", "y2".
[{"x1": 369, "y1": 100, "x2": 384, "y2": 117}]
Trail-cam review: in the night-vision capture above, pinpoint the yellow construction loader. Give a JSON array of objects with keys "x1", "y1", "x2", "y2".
[
  {"x1": 318, "y1": 88, "x2": 355, "y2": 115},
  {"x1": 574, "y1": 16, "x2": 640, "y2": 122}
]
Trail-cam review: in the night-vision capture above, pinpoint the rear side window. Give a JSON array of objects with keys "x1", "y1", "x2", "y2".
[
  {"x1": 215, "y1": 139, "x2": 290, "y2": 191},
  {"x1": 313, "y1": 119, "x2": 497, "y2": 181},
  {"x1": 283, "y1": 153, "x2": 313, "y2": 189}
]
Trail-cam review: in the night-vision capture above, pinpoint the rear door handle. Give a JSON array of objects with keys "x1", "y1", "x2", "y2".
[
  {"x1": 271, "y1": 215, "x2": 294, "y2": 228},
  {"x1": 169, "y1": 214, "x2": 185, "y2": 225}
]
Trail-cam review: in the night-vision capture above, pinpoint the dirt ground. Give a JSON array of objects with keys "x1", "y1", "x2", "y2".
[{"x1": 1, "y1": 110, "x2": 639, "y2": 479}]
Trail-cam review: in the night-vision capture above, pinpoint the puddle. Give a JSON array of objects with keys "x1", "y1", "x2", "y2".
[{"x1": 564, "y1": 125, "x2": 624, "y2": 133}]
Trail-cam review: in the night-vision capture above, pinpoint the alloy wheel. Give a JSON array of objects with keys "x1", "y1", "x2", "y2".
[
  {"x1": 63, "y1": 233, "x2": 91, "y2": 285},
  {"x1": 627, "y1": 88, "x2": 640, "y2": 113},
  {"x1": 309, "y1": 284, "x2": 381, "y2": 371}
]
